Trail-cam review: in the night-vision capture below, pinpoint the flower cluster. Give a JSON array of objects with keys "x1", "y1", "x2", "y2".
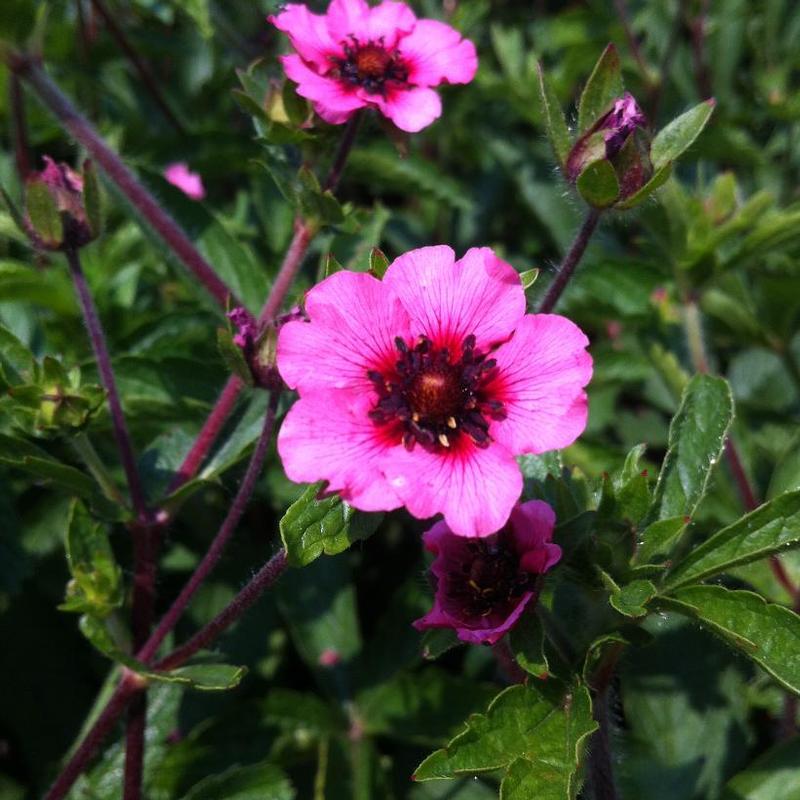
[{"x1": 270, "y1": 0, "x2": 477, "y2": 132}]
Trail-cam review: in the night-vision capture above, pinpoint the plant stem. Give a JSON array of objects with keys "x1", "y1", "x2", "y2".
[
  {"x1": 612, "y1": 0, "x2": 651, "y2": 85},
  {"x1": 154, "y1": 548, "x2": 289, "y2": 671},
  {"x1": 323, "y1": 110, "x2": 363, "y2": 192},
  {"x1": 537, "y1": 209, "x2": 601, "y2": 314},
  {"x1": 72, "y1": 432, "x2": 127, "y2": 506},
  {"x1": 587, "y1": 644, "x2": 623, "y2": 800},
  {"x1": 123, "y1": 693, "x2": 146, "y2": 800},
  {"x1": 42, "y1": 675, "x2": 141, "y2": 800},
  {"x1": 89, "y1": 0, "x2": 185, "y2": 135},
  {"x1": 11, "y1": 54, "x2": 242, "y2": 314},
  {"x1": 66, "y1": 248, "x2": 149, "y2": 522},
  {"x1": 137, "y1": 391, "x2": 280, "y2": 663},
  {"x1": 10, "y1": 73, "x2": 30, "y2": 180}
]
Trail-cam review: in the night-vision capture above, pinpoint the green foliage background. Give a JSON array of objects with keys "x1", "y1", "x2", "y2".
[{"x1": 1, "y1": 0, "x2": 800, "y2": 798}]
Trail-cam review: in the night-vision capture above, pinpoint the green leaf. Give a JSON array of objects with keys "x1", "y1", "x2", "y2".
[
  {"x1": 421, "y1": 628, "x2": 461, "y2": 661},
  {"x1": 508, "y1": 611, "x2": 549, "y2": 678},
  {"x1": 414, "y1": 683, "x2": 596, "y2": 800},
  {"x1": 609, "y1": 579, "x2": 656, "y2": 618},
  {"x1": 577, "y1": 43, "x2": 623, "y2": 133},
  {"x1": 576, "y1": 159, "x2": 620, "y2": 208},
  {"x1": 646, "y1": 374, "x2": 733, "y2": 523},
  {"x1": 82, "y1": 159, "x2": 102, "y2": 238},
  {"x1": 651, "y1": 100, "x2": 716, "y2": 171},
  {"x1": 157, "y1": 663, "x2": 247, "y2": 691},
  {"x1": 262, "y1": 689, "x2": 344, "y2": 736},
  {"x1": 368, "y1": 247, "x2": 390, "y2": 278},
  {"x1": 216, "y1": 326, "x2": 254, "y2": 386},
  {"x1": 721, "y1": 737, "x2": 800, "y2": 800},
  {"x1": 180, "y1": 763, "x2": 295, "y2": 800},
  {"x1": 280, "y1": 483, "x2": 383, "y2": 567},
  {"x1": 520, "y1": 268, "x2": 539, "y2": 290},
  {"x1": 665, "y1": 490, "x2": 800, "y2": 589},
  {"x1": 0, "y1": 323, "x2": 35, "y2": 386},
  {"x1": 634, "y1": 516, "x2": 688, "y2": 564},
  {"x1": 25, "y1": 179, "x2": 62, "y2": 247},
  {"x1": 60, "y1": 500, "x2": 122, "y2": 616},
  {"x1": 663, "y1": 585, "x2": 800, "y2": 695},
  {"x1": 535, "y1": 63, "x2": 571, "y2": 165}
]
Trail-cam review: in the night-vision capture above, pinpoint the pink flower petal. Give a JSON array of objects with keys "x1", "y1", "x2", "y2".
[
  {"x1": 509, "y1": 500, "x2": 562, "y2": 573},
  {"x1": 278, "y1": 270, "x2": 412, "y2": 394},
  {"x1": 373, "y1": 85, "x2": 442, "y2": 132},
  {"x1": 398, "y1": 19, "x2": 478, "y2": 86},
  {"x1": 281, "y1": 54, "x2": 365, "y2": 122},
  {"x1": 277, "y1": 390, "x2": 404, "y2": 512},
  {"x1": 269, "y1": 4, "x2": 341, "y2": 71},
  {"x1": 364, "y1": 1, "x2": 417, "y2": 46},
  {"x1": 163, "y1": 162, "x2": 205, "y2": 200},
  {"x1": 421, "y1": 520, "x2": 451, "y2": 555},
  {"x1": 489, "y1": 314, "x2": 593, "y2": 454},
  {"x1": 380, "y1": 438, "x2": 523, "y2": 537},
  {"x1": 383, "y1": 246, "x2": 526, "y2": 351},
  {"x1": 326, "y1": 0, "x2": 372, "y2": 42}
]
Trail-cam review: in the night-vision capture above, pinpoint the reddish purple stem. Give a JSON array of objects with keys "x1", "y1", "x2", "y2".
[
  {"x1": 137, "y1": 392, "x2": 279, "y2": 663},
  {"x1": 537, "y1": 209, "x2": 601, "y2": 314},
  {"x1": 66, "y1": 248, "x2": 149, "y2": 521},
  {"x1": 155, "y1": 549, "x2": 289, "y2": 671},
  {"x1": 123, "y1": 694, "x2": 147, "y2": 800},
  {"x1": 12, "y1": 55, "x2": 244, "y2": 315},
  {"x1": 42, "y1": 676, "x2": 141, "y2": 800}
]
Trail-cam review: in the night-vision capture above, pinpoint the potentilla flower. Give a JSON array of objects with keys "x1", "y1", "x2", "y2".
[
  {"x1": 276, "y1": 245, "x2": 592, "y2": 537},
  {"x1": 269, "y1": 0, "x2": 477, "y2": 133},
  {"x1": 163, "y1": 162, "x2": 206, "y2": 200},
  {"x1": 413, "y1": 500, "x2": 561, "y2": 645}
]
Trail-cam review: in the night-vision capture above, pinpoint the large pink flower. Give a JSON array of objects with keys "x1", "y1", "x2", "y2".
[
  {"x1": 276, "y1": 245, "x2": 592, "y2": 537},
  {"x1": 269, "y1": 0, "x2": 477, "y2": 133},
  {"x1": 413, "y1": 500, "x2": 562, "y2": 645}
]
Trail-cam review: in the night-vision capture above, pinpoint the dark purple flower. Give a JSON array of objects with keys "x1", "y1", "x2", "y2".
[
  {"x1": 413, "y1": 500, "x2": 561, "y2": 645},
  {"x1": 601, "y1": 92, "x2": 647, "y2": 158}
]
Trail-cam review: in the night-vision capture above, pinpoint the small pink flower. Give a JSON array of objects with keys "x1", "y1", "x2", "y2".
[
  {"x1": 413, "y1": 500, "x2": 561, "y2": 645},
  {"x1": 318, "y1": 648, "x2": 341, "y2": 666},
  {"x1": 163, "y1": 162, "x2": 205, "y2": 201},
  {"x1": 276, "y1": 245, "x2": 592, "y2": 537},
  {"x1": 269, "y1": 0, "x2": 477, "y2": 133}
]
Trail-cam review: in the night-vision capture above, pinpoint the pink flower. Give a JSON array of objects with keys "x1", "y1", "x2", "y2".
[
  {"x1": 163, "y1": 162, "x2": 205, "y2": 201},
  {"x1": 601, "y1": 92, "x2": 647, "y2": 157},
  {"x1": 276, "y1": 245, "x2": 592, "y2": 537},
  {"x1": 413, "y1": 500, "x2": 561, "y2": 645},
  {"x1": 269, "y1": 0, "x2": 477, "y2": 133}
]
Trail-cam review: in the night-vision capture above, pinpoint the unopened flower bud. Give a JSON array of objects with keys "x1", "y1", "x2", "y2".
[{"x1": 24, "y1": 157, "x2": 101, "y2": 250}]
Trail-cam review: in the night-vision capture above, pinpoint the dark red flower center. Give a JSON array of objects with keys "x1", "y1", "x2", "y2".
[
  {"x1": 367, "y1": 334, "x2": 505, "y2": 452},
  {"x1": 447, "y1": 534, "x2": 534, "y2": 620},
  {"x1": 336, "y1": 38, "x2": 409, "y2": 95}
]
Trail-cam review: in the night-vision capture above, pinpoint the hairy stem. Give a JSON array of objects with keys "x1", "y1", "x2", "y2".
[
  {"x1": 537, "y1": 209, "x2": 601, "y2": 314},
  {"x1": 66, "y1": 248, "x2": 149, "y2": 522},
  {"x1": 588, "y1": 644, "x2": 623, "y2": 800},
  {"x1": 123, "y1": 693, "x2": 146, "y2": 800},
  {"x1": 89, "y1": 0, "x2": 185, "y2": 134},
  {"x1": 11, "y1": 55, "x2": 242, "y2": 314},
  {"x1": 42, "y1": 675, "x2": 141, "y2": 800},
  {"x1": 258, "y1": 220, "x2": 314, "y2": 325},
  {"x1": 138, "y1": 392, "x2": 280, "y2": 663},
  {"x1": 155, "y1": 549, "x2": 289, "y2": 671},
  {"x1": 323, "y1": 110, "x2": 363, "y2": 192}
]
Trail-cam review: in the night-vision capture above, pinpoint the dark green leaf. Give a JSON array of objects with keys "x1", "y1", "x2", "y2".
[
  {"x1": 414, "y1": 683, "x2": 596, "y2": 800},
  {"x1": 646, "y1": 374, "x2": 733, "y2": 523},
  {"x1": 634, "y1": 516, "x2": 688, "y2": 564},
  {"x1": 158, "y1": 663, "x2": 248, "y2": 691},
  {"x1": 179, "y1": 763, "x2": 295, "y2": 800},
  {"x1": 663, "y1": 585, "x2": 800, "y2": 694},
  {"x1": 216, "y1": 326, "x2": 254, "y2": 386},
  {"x1": 536, "y1": 63, "x2": 571, "y2": 165},
  {"x1": 421, "y1": 628, "x2": 461, "y2": 661},
  {"x1": 721, "y1": 737, "x2": 800, "y2": 800},
  {"x1": 665, "y1": 490, "x2": 800, "y2": 589},
  {"x1": 368, "y1": 247, "x2": 390, "y2": 278},
  {"x1": 25, "y1": 180, "x2": 62, "y2": 247},
  {"x1": 651, "y1": 100, "x2": 716, "y2": 171},
  {"x1": 577, "y1": 43, "x2": 623, "y2": 133},
  {"x1": 262, "y1": 689, "x2": 344, "y2": 735},
  {"x1": 576, "y1": 159, "x2": 620, "y2": 208},
  {"x1": 280, "y1": 483, "x2": 383, "y2": 567},
  {"x1": 610, "y1": 579, "x2": 656, "y2": 618},
  {"x1": 508, "y1": 611, "x2": 549, "y2": 677}
]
